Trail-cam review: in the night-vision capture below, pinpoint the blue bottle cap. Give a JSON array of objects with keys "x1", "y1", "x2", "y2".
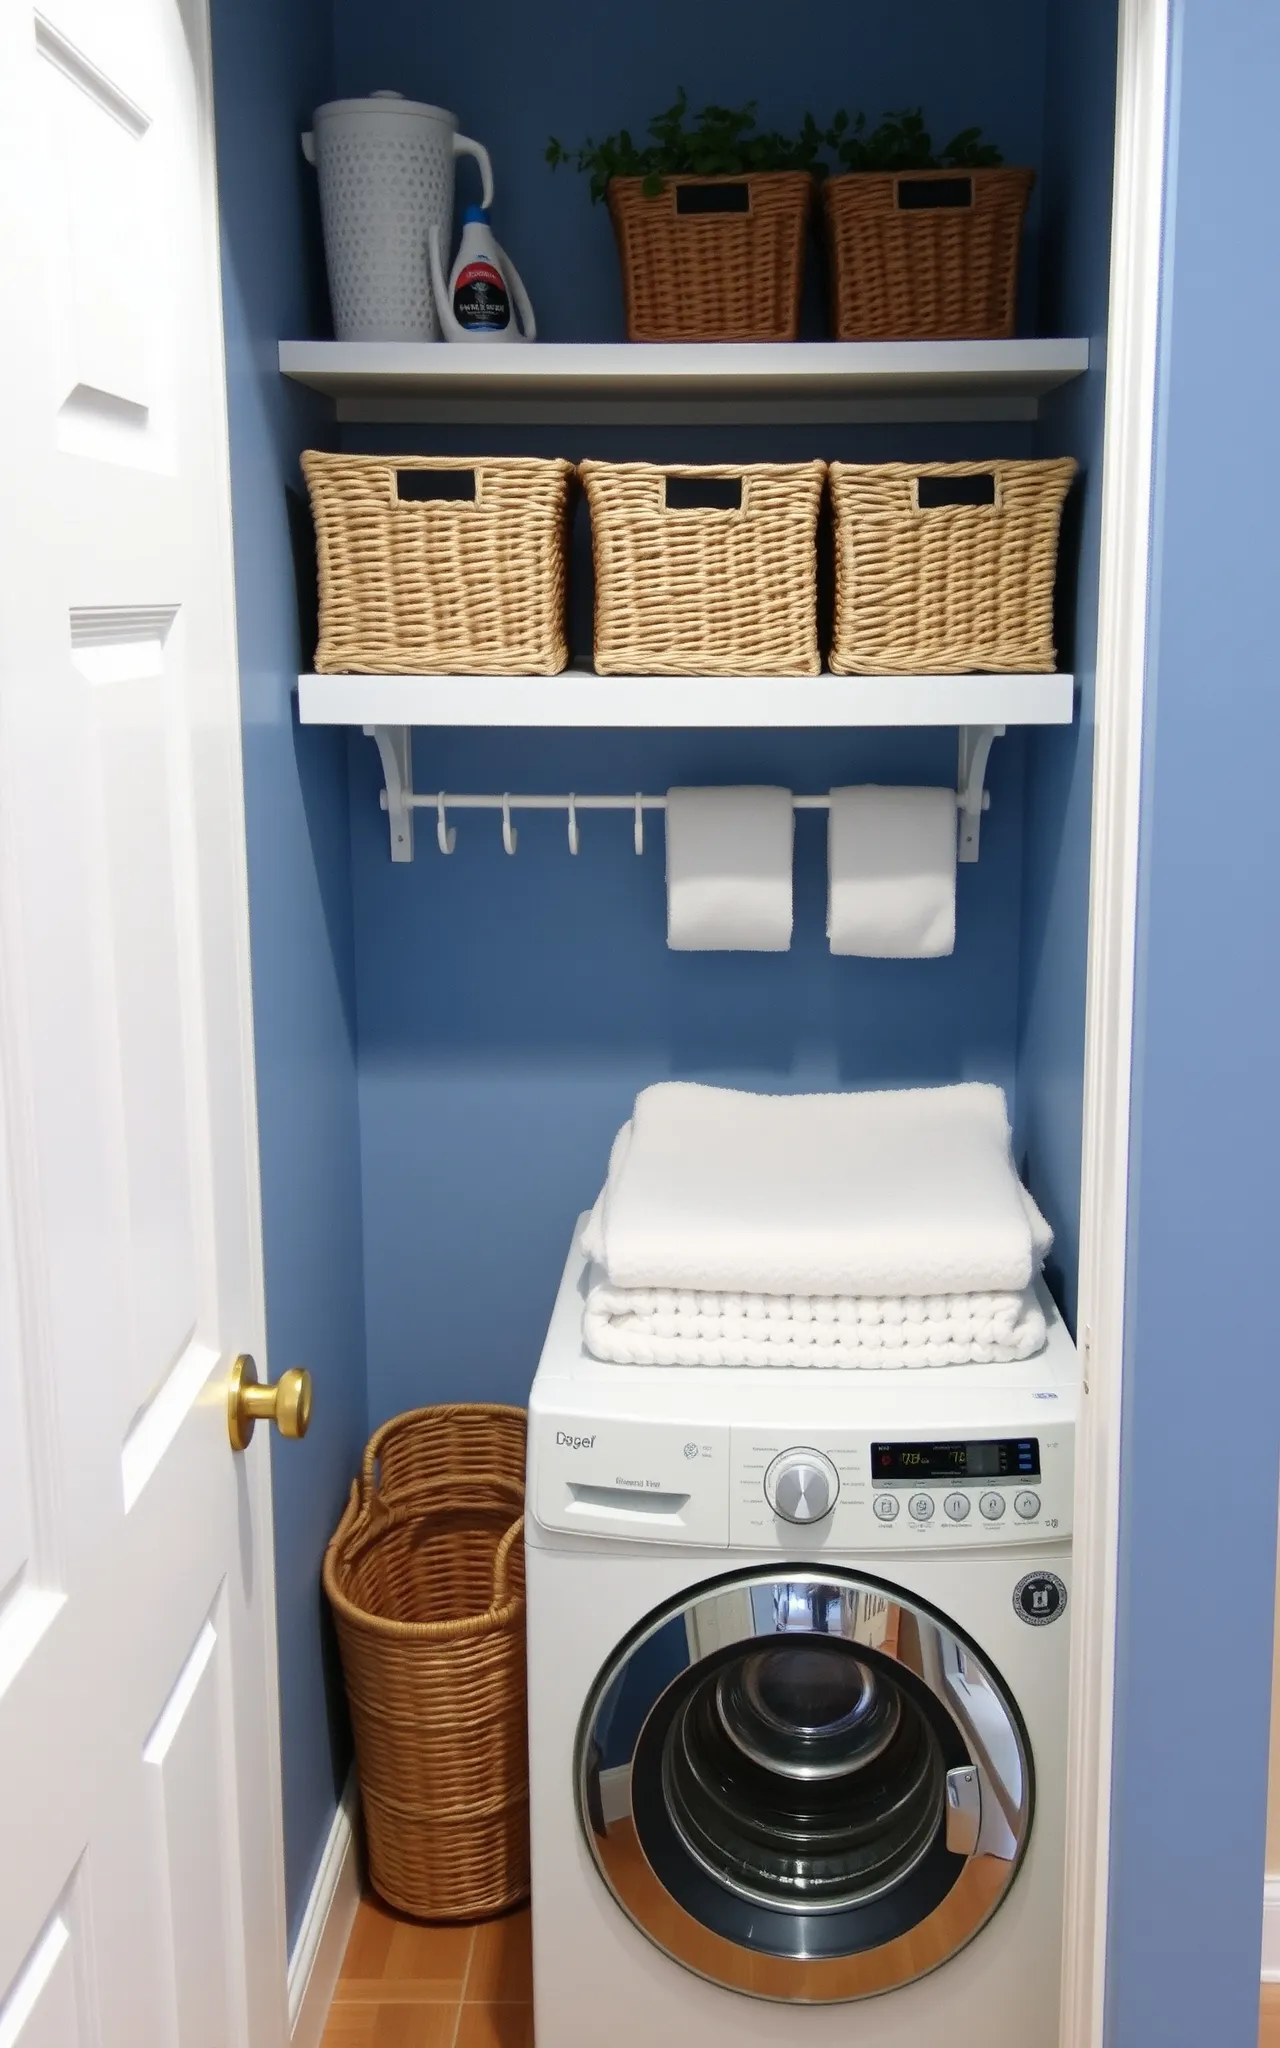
[{"x1": 463, "y1": 204, "x2": 491, "y2": 225}]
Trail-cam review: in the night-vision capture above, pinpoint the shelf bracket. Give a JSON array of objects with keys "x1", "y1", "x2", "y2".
[
  {"x1": 366, "y1": 724, "x2": 414, "y2": 862},
  {"x1": 957, "y1": 724, "x2": 1003, "y2": 864}
]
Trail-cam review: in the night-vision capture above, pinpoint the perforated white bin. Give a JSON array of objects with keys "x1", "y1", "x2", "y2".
[{"x1": 302, "y1": 92, "x2": 494, "y2": 341}]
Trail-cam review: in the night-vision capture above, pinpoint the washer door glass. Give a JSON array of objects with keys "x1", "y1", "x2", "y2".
[{"x1": 577, "y1": 1571, "x2": 1032, "y2": 2004}]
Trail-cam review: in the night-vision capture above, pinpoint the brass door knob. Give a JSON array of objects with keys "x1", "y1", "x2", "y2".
[{"x1": 228, "y1": 1353, "x2": 313, "y2": 1452}]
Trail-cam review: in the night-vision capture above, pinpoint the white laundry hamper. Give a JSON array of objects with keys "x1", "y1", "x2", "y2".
[{"x1": 302, "y1": 92, "x2": 494, "y2": 341}]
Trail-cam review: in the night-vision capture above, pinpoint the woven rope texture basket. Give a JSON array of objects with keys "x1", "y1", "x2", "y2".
[
  {"x1": 822, "y1": 168, "x2": 1035, "y2": 340},
  {"x1": 324, "y1": 1404, "x2": 528, "y2": 1921},
  {"x1": 580, "y1": 459, "x2": 827, "y2": 676},
  {"x1": 303, "y1": 452, "x2": 574, "y2": 675},
  {"x1": 829, "y1": 459, "x2": 1077, "y2": 674},
  {"x1": 606, "y1": 173, "x2": 812, "y2": 342}
]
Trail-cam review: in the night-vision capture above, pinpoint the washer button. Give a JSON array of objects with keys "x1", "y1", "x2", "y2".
[
  {"x1": 944, "y1": 1492, "x2": 971, "y2": 1521},
  {"x1": 1014, "y1": 1490, "x2": 1041, "y2": 1520},
  {"x1": 979, "y1": 1491, "x2": 1007, "y2": 1521},
  {"x1": 873, "y1": 1494, "x2": 899, "y2": 1522},
  {"x1": 908, "y1": 1493, "x2": 934, "y2": 1521}
]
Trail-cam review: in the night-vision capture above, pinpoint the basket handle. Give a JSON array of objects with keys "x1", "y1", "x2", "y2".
[
  {"x1": 358, "y1": 1456, "x2": 523, "y2": 1514},
  {"x1": 895, "y1": 174, "x2": 973, "y2": 211},
  {"x1": 492, "y1": 1514, "x2": 525, "y2": 1608},
  {"x1": 913, "y1": 472, "x2": 1000, "y2": 512},
  {"x1": 674, "y1": 181, "x2": 750, "y2": 217},
  {"x1": 663, "y1": 474, "x2": 743, "y2": 513},
  {"x1": 395, "y1": 468, "x2": 478, "y2": 505},
  {"x1": 453, "y1": 132, "x2": 495, "y2": 212}
]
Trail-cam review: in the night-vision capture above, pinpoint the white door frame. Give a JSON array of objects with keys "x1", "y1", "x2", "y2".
[{"x1": 1059, "y1": 0, "x2": 1171, "y2": 2042}]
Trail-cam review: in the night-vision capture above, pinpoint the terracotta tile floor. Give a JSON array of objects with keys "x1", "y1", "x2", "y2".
[
  {"x1": 323, "y1": 1892, "x2": 533, "y2": 2048},
  {"x1": 325, "y1": 1895, "x2": 1280, "y2": 2046}
]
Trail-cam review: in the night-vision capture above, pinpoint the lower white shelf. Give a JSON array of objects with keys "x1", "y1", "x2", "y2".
[
  {"x1": 296, "y1": 670, "x2": 1075, "y2": 730},
  {"x1": 295, "y1": 671, "x2": 1075, "y2": 866}
]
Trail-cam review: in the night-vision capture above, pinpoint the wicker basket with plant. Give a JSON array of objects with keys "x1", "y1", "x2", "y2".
[
  {"x1": 547, "y1": 91, "x2": 823, "y2": 342},
  {"x1": 820, "y1": 107, "x2": 1033, "y2": 340}
]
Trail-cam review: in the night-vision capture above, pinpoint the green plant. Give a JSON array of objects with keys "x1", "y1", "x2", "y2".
[
  {"x1": 824, "y1": 106, "x2": 1003, "y2": 174},
  {"x1": 546, "y1": 90, "x2": 826, "y2": 204}
]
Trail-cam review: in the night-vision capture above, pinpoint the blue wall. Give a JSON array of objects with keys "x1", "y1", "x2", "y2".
[
  {"x1": 205, "y1": 0, "x2": 1133, "y2": 1959},
  {"x1": 1106, "y1": 1, "x2": 1280, "y2": 2039},
  {"x1": 209, "y1": 0, "x2": 370, "y2": 1951},
  {"x1": 353, "y1": 718, "x2": 1028, "y2": 1420},
  {"x1": 210, "y1": 0, "x2": 1280, "y2": 2028},
  {"x1": 1016, "y1": 0, "x2": 1119, "y2": 1327},
  {"x1": 331, "y1": 0, "x2": 1049, "y2": 343},
  {"x1": 328, "y1": 0, "x2": 1060, "y2": 1428}
]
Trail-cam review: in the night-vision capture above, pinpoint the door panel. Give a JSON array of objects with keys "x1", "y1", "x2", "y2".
[
  {"x1": 0, "y1": 1093, "x2": 38, "y2": 1609},
  {"x1": 0, "y1": 0, "x2": 286, "y2": 2037},
  {"x1": 143, "y1": 1611, "x2": 240, "y2": 2048},
  {"x1": 0, "y1": 1898, "x2": 90, "y2": 2048}
]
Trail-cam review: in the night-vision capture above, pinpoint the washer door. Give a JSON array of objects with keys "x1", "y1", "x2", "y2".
[{"x1": 577, "y1": 1569, "x2": 1032, "y2": 2004}]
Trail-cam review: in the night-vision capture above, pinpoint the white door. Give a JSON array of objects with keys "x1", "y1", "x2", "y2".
[{"x1": 0, "y1": 0, "x2": 290, "y2": 2043}]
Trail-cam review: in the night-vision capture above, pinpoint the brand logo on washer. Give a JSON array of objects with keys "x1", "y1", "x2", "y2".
[
  {"x1": 556, "y1": 1431, "x2": 596, "y2": 1450},
  {"x1": 1013, "y1": 1571, "x2": 1068, "y2": 1625}
]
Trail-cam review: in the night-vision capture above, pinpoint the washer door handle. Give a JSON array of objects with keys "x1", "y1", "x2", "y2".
[{"x1": 945, "y1": 1765, "x2": 981, "y2": 1857}]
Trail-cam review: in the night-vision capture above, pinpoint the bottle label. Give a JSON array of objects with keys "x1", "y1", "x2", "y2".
[{"x1": 453, "y1": 259, "x2": 510, "y2": 332}]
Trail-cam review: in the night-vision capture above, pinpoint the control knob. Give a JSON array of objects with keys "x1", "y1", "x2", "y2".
[{"x1": 765, "y1": 1448, "x2": 840, "y2": 1524}]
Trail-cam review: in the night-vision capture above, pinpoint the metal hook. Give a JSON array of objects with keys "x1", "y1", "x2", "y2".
[
  {"x1": 501, "y1": 794, "x2": 518, "y2": 856},
  {"x1": 436, "y1": 792, "x2": 456, "y2": 855},
  {"x1": 634, "y1": 792, "x2": 645, "y2": 856},
  {"x1": 567, "y1": 793, "x2": 580, "y2": 855}
]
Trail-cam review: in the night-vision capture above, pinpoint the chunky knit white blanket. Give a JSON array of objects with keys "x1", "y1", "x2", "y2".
[
  {"x1": 582, "y1": 1277, "x2": 1046, "y2": 1370},
  {"x1": 580, "y1": 1080, "x2": 1052, "y2": 1369}
]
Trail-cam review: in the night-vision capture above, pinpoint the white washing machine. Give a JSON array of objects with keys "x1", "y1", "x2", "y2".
[{"x1": 526, "y1": 1226, "x2": 1077, "y2": 2048}]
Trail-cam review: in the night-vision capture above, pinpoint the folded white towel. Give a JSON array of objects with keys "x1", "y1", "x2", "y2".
[
  {"x1": 827, "y1": 785, "x2": 957, "y2": 958},
  {"x1": 583, "y1": 1277, "x2": 1047, "y2": 1369},
  {"x1": 580, "y1": 1081, "x2": 1051, "y2": 1297},
  {"x1": 665, "y1": 785, "x2": 794, "y2": 952}
]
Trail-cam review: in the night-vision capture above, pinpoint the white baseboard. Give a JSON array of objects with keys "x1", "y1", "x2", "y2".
[
  {"x1": 288, "y1": 1773, "x2": 361, "y2": 2047},
  {"x1": 1261, "y1": 1877, "x2": 1280, "y2": 1981}
]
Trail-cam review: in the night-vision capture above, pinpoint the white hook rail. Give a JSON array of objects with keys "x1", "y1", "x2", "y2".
[
  {"x1": 364, "y1": 724, "x2": 1004, "y2": 865},
  {"x1": 360, "y1": 724, "x2": 999, "y2": 860}
]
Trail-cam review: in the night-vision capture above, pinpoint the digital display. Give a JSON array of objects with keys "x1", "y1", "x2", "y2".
[{"x1": 871, "y1": 1439, "x2": 1040, "y2": 1482}]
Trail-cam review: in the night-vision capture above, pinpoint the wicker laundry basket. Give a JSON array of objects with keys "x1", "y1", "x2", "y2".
[
  {"x1": 822, "y1": 168, "x2": 1035, "y2": 340},
  {"x1": 606, "y1": 173, "x2": 812, "y2": 342},
  {"x1": 580, "y1": 459, "x2": 826, "y2": 675},
  {"x1": 324, "y1": 1404, "x2": 528, "y2": 1921},
  {"x1": 302, "y1": 452, "x2": 574, "y2": 675},
  {"x1": 829, "y1": 459, "x2": 1077, "y2": 674}
]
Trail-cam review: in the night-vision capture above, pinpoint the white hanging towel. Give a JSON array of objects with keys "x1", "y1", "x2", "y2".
[
  {"x1": 827, "y1": 785, "x2": 957, "y2": 958},
  {"x1": 665, "y1": 785, "x2": 794, "y2": 952}
]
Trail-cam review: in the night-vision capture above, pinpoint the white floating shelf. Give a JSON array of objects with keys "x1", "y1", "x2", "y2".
[
  {"x1": 279, "y1": 338, "x2": 1089, "y2": 427},
  {"x1": 297, "y1": 670, "x2": 1075, "y2": 730}
]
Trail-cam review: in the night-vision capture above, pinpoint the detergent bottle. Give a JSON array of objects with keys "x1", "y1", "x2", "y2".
[{"x1": 429, "y1": 206, "x2": 537, "y2": 344}]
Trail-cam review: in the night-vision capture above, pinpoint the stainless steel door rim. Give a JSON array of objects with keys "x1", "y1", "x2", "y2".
[{"x1": 576, "y1": 1568, "x2": 1033, "y2": 2004}]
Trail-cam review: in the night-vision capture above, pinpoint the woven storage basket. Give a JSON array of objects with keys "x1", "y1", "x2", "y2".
[
  {"x1": 302, "y1": 452, "x2": 574, "y2": 674},
  {"x1": 606, "y1": 173, "x2": 812, "y2": 342},
  {"x1": 324, "y1": 1403, "x2": 528, "y2": 1920},
  {"x1": 829, "y1": 459, "x2": 1077, "y2": 675},
  {"x1": 822, "y1": 168, "x2": 1034, "y2": 340},
  {"x1": 580, "y1": 459, "x2": 826, "y2": 675}
]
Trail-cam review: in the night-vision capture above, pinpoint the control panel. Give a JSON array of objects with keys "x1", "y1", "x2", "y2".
[
  {"x1": 730, "y1": 1425, "x2": 1072, "y2": 1548},
  {"x1": 532, "y1": 1410, "x2": 1073, "y2": 1549}
]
